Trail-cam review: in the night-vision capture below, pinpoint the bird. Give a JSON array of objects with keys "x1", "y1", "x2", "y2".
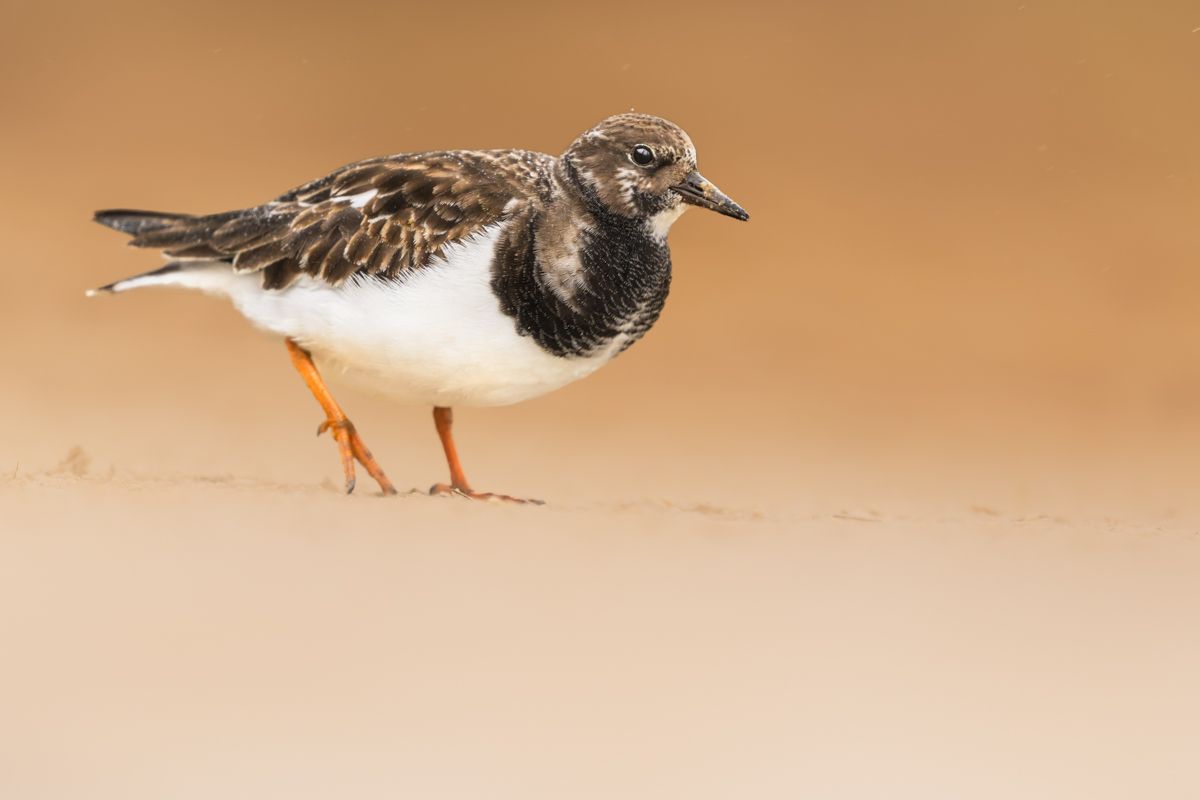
[{"x1": 90, "y1": 113, "x2": 749, "y2": 503}]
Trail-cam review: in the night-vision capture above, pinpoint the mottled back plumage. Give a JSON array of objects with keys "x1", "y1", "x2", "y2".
[{"x1": 99, "y1": 150, "x2": 555, "y2": 289}]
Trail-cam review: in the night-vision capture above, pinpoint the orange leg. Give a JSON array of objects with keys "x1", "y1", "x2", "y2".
[
  {"x1": 429, "y1": 407, "x2": 541, "y2": 504},
  {"x1": 285, "y1": 338, "x2": 396, "y2": 495}
]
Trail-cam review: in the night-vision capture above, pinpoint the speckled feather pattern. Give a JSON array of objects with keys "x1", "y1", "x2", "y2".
[{"x1": 123, "y1": 150, "x2": 556, "y2": 289}]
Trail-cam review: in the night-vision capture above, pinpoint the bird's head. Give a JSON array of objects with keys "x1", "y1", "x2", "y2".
[{"x1": 560, "y1": 113, "x2": 749, "y2": 235}]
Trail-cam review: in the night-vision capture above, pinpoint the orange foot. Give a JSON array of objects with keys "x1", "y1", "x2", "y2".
[
  {"x1": 287, "y1": 337, "x2": 397, "y2": 496},
  {"x1": 429, "y1": 481, "x2": 543, "y2": 505},
  {"x1": 428, "y1": 406, "x2": 543, "y2": 505},
  {"x1": 317, "y1": 417, "x2": 397, "y2": 495}
]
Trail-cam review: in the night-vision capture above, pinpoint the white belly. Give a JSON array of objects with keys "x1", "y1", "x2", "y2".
[{"x1": 163, "y1": 226, "x2": 621, "y2": 406}]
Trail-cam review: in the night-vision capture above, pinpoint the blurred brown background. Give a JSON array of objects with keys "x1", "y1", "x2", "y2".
[
  {"x1": 4, "y1": 0, "x2": 1200, "y2": 508},
  {"x1": 3, "y1": 1, "x2": 1200, "y2": 797},
  {"x1": 7, "y1": 0, "x2": 1200, "y2": 510}
]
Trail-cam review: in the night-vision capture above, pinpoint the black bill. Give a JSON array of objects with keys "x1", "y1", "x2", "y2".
[{"x1": 670, "y1": 171, "x2": 749, "y2": 221}]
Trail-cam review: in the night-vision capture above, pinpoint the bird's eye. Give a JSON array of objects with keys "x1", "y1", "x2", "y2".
[{"x1": 630, "y1": 145, "x2": 655, "y2": 167}]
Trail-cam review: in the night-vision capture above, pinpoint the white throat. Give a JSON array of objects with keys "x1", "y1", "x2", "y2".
[{"x1": 646, "y1": 204, "x2": 686, "y2": 240}]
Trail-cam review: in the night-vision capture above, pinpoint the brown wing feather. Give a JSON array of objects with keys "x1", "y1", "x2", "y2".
[{"x1": 126, "y1": 150, "x2": 555, "y2": 289}]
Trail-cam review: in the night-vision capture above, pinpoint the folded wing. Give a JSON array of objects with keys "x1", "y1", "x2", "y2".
[{"x1": 109, "y1": 150, "x2": 553, "y2": 289}]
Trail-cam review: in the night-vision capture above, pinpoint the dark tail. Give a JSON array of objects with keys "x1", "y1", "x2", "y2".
[
  {"x1": 93, "y1": 208, "x2": 194, "y2": 236},
  {"x1": 90, "y1": 208, "x2": 225, "y2": 297}
]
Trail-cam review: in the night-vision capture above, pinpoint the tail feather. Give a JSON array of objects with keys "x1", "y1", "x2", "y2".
[
  {"x1": 85, "y1": 259, "x2": 244, "y2": 298},
  {"x1": 91, "y1": 208, "x2": 237, "y2": 295},
  {"x1": 85, "y1": 262, "x2": 187, "y2": 296},
  {"x1": 93, "y1": 208, "x2": 194, "y2": 236}
]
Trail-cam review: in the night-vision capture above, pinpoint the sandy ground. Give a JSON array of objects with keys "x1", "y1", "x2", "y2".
[
  {"x1": 5, "y1": 0, "x2": 1200, "y2": 796},
  {"x1": 4, "y1": 465, "x2": 1200, "y2": 798}
]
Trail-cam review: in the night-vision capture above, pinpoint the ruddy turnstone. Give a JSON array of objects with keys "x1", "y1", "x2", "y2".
[{"x1": 91, "y1": 113, "x2": 749, "y2": 502}]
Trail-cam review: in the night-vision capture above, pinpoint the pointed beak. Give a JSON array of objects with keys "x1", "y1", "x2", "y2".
[{"x1": 670, "y1": 171, "x2": 749, "y2": 221}]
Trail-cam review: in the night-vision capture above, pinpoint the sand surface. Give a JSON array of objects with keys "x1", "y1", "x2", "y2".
[
  {"x1": 4, "y1": 464, "x2": 1200, "y2": 798},
  {"x1": 5, "y1": 0, "x2": 1200, "y2": 796}
]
